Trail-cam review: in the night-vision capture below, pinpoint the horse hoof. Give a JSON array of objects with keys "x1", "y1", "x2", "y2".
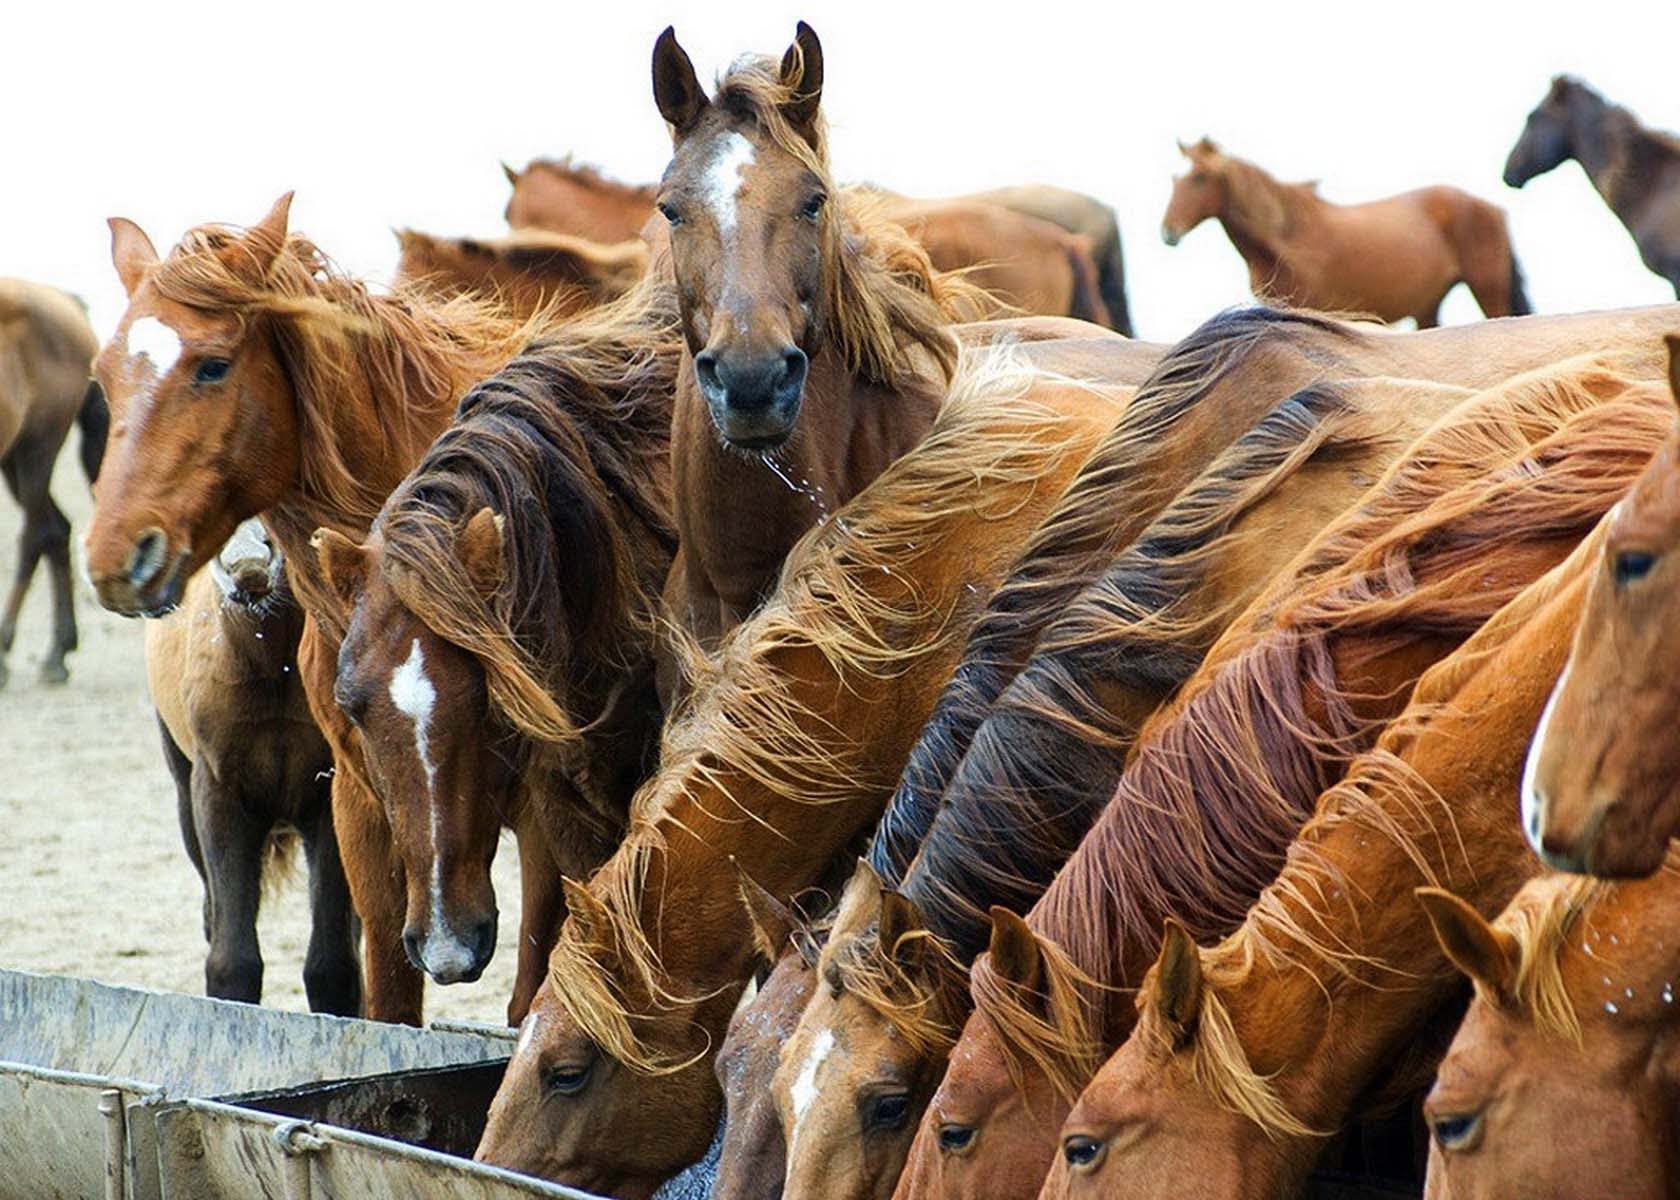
[{"x1": 39, "y1": 662, "x2": 69, "y2": 686}]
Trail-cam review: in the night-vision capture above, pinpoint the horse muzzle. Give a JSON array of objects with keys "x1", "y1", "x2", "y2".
[
  {"x1": 695, "y1": 345, "x2": 809, "y2": 449},
  {"x1": 1160, "y1": 225, "x2": 1183, "y2": 247},
  {"x1": 404, "y1": 913, "x2": 497, "y2": 985},
  {"x1": 92, "y1": 526, "x2": 189, "y2": 616}
]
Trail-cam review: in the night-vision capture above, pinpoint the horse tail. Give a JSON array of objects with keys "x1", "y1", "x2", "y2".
[
  {"x1": 1091, "y1": 224, "x2": 1134, "y2": 336},
  {"x1": 76, "y1": 378, "x2": 109, "y2": 486},
  {"x1": 262, "y1": 827, "x2": 301, "y2": 902},
  {"x1": 1507, "y1": 246, "x2": 1534, "y2": 317},
  {"x1": 1065, "y1": 237, "x2": 1114, "y2": 330}
]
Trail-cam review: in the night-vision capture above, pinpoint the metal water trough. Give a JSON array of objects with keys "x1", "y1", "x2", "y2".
[{"x1": 0, "y1": 969, "x2": 539, "y2": 1200}]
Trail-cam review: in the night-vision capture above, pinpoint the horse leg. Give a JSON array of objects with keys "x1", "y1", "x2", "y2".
[
  {"x1": 38, "y1": 492, "x2": 74, "y2": 683},
  {"x1": 508, "y1": 822, "x2": 567, "y2": 1025},
  {"x1": 0, "y1": 457, "x2": 35, "y2": 689},
  {"x1": 156, "y1": 715, "x2": 210, "y2": 937},
  {"x1": 192, "y1": 767, "x2": 268, "y2": 1004},
  {"x1": 1414, "y1": 305, "x2": 1442, "y2": 330},
  {"x1": 0, "y1": 439, "x2": 73, "y2": 684},
  {"x1": 333, "y1": 770, "x2": 425, "y2": 1024},
  {"x1": 300, "y1": 795, "x2": 364, "y2": 1017}
]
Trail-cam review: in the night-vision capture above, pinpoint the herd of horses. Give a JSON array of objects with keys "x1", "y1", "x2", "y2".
[{"x1": 5, "y1": 21, "x2": 1680, "y2": 1200}]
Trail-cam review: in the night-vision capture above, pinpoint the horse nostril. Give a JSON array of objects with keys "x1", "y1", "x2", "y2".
[
  {"x1": 401, "y1": 929, "x2": 424, "y2": 972},
  {"x1": 694, "y1": 351, "x2": 722, "y2": 399},
  {"x1": 127, "y1": 528, "x2": 169, "y2": 588},
  {"x1": 471, "y1": 918, "x2": 498, "y2": 966},
  {"x1": 780, "y1": 347, "x2": 808, "y2": 395}
]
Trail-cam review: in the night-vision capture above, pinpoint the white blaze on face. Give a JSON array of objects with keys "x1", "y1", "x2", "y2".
[
  {"x1": 788, "y1": 1026, "x2": 835, "y2": 1146},
  {"x1": 126, "y1": 315, "x2": 183, "y2": 379},
  {"x1": 516, "y1": 1012, "x2": 541, "y2": 1057},
  {"x1": 1521, "y1": 661, "x2": 1571, "y2": 864},
  {"x1": 701, "y1": 131, "x2": 756, "y2": 240}
]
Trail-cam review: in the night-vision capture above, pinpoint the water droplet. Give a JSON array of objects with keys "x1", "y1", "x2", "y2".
[
  {"x1": 1626, "y1": 987, "x2": 1636, "y2": 999},
  {"x1": 1611, "y1": 934, "x2": 1620, "y2": 945},
  {"x1": 1663, "y1": 985, "x2": 1674, "y2": 1004},
  {"x1": 1605, "y1": 1001, "x2": 1619, "y2": 1014},
  {"x1": 1604, "y1": 976, "x2": 1613, "y2": 987}
]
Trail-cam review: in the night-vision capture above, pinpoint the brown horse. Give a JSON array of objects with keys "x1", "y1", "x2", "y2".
[
  {"x1": 147, "y1": 518, "x2": 358, "y2": 1014},
  {"x1": 1524, "y1": 337, "x2": 1680, "y2": 877},
  {"x1": 767, "y1": 373, "x2": 1481, "y2": 1200},
  {"x1": 1163, "y1": 138, "x2": 1531, "y2": 325},
  {"x1": 652, "y1": 24, "x2": 990, "y2": 647},
  {"x1": 84, "y1": 196, "x2": 539, "y2": 1024},
  {"x1": 503, "y1": 156, "x2": 662, "y2": 243},
  {"x1": 506, "y1": 159, "x2": 1134, "y2": 334},
  {"x1": 1505, "y1": 76, "x2": 1680, "y2": 297},
  {"x1": 311, "y1": 286, "x2": 679, "y2": 1020},
  {"x1": 1043, "y1": 519, "x2": 1624, "y2": 1200},
  {"x1": 1419, "y1": 855, "x2": 1680, "y2": 1200},
  {"x1": 0, "y1": 278, "x2": 103, "y2": 687},
  {"x1": 472, "y1": 345, "x2": 1131, "y2": 1198},
  {"x1": 393, "y1": 227, "x2": 647, "y2": 321},
  {"x1": 900, "y1": 357, "x2": 1673, "y2": 1200}
]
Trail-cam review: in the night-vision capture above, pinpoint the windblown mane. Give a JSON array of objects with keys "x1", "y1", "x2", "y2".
[
  {"x1": 830, "y1": 382, "x2": 1371, "y2": 1052},
  {"x1": 542, "y1": 345, "x2": 1098, "y2": 1073},
  {"x1": 146, "y1": 219, "x2": 539, "y2": 629},
  {"x1": 709, "y1": 54, "x2": 988, "y2": 389},
  {"x1": 971, "y1": 357, "x2": 1672, "y2": 1099},
  {"x1": 374, "y1": 274, "x2": 682, "y2": 823},
  {"x1": 875, "y1": 307, "x2": 1361, "y2": 879}
]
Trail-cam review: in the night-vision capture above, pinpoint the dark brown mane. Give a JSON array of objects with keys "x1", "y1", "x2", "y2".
[
  {"x1": 523, "y1": 155, "x2": 660, "y2": 204},
  {"x1": 375, "y1": 276, "x2": 682, "y2": 819},
  {"x1": 147, "y1": 219, "x2": 538, "y2": 631},
  {"x1": 970, "y1": 356, "x2": 1671, "y2": 1098},
  {"x1": 874, "y1": 307, "x2": 1359, "y2": 879}
]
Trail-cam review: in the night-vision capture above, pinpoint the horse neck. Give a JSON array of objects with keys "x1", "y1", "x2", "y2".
[
  {"x1": 1569, "y1": 94, "x2": 1667, "y2": 223},
  {"x1": 1215, "y1": 162, "x2": 1300, "y2": 261}
]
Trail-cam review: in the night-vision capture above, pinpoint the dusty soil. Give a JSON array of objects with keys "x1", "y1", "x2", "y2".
[{"x1": 0, "y1": 445, "x2": 520, "y2": 1023}]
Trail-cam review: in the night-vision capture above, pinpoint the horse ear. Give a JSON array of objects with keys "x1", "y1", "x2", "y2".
[
  {"x1": 1147, "y1": 918, "x2": 1205, "y2": 1046},
  {"x1": 1176, "y1": 139, "x2": 1191, "y2": 158},
  {"x1": 502, "y1": 161, "x2": 522, "y2": 188},
  {"x1": 108, "y1": 218, "x2": 159, "y2": 298},
  {"x1": 1195, "y1": 136, "x2": 1219, "y2": 156},
  {"x1": 735, "y1": 859, "x2": 796, "y2": 966},
  {"x1": 247, "y1": 192, "x2": 294, "y2": 277},
  {"x1": 562, "y1": 876, "x2": 620, "y2": 970},
  {"x1": 778, "y1": 22, "x2": 824, "y2": 132},
  {"x1": 986, "y1": 906, "x2": 1043, "y2": 994},
  {"x1": 879, "y1": 889, "x2": 925, "y2": 964},
  {"x1": 458, "y1": 507, "x2": 504, "y2": 600},
  {"x1": 652, "y1": 26, "x2": 708, "y2": 136},
  {"x1": 1663, "y1": 334, "x2": 1680, "y2": 413},
  {"x1": 1417, "y1": 888, "x2": 1517, "y2": 1003},
  {"x1": 311, "y1": 527, "x2": 370, "y2": 618}
]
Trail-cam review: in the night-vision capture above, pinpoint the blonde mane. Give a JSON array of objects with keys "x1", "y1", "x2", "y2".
[
  {"x1": 709, "y1": 54, "x2": 989, "y2": 390},
  {"x1": 544, "y1": 345, "x2": 1097, "y2": 1073}
]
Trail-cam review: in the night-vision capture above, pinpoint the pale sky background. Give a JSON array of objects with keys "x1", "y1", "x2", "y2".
[{"x1": 5, "y1": 0, "x2": 1678, "y2": 347}]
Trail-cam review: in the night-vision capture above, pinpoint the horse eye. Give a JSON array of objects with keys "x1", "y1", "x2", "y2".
[
  {"x1": 194, "y1": 357, "x2": 231, "y2": 386},
  {"x1": 937, "y1": 1123, "x2": 975, "y2": 1155},
  {"x1": 1614, "y1": 550, "x2": 1656, "y2": 586},
  {"x1": 334, "y1": 685, "x2": 368, "y2": 724},
  {"x1": 1062, "y1": 1134, "x2": 1106, "y2": 1171},
  {"x1": 800, "y1": 193, "x2": 827, "y2": 221},
  {"x1": 542, "y1": 1062, "x2": 593, "y2": 1097},
  {"x1": 868, "y1": 1093, "x2": 910, "y2": 1131},
  {"x1": 658, "y1": 201, "x2": 682, "y2": 227},
  {"x1": 1431, "y1": 1112, "x2": 1483, "y2": 1152}
]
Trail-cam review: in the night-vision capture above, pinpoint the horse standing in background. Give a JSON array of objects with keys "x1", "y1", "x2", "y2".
[
  {"x1": 1163, "y1": 137, "x2": 1531, "y2": 325},
  {"x1": 1505, "y1": 76, "x2": 1680, "y2": 297},
  {"x1": 147, "y1": 519, "x2": 358, "y2": 1014},
  {"x1": 0, "y1": 279, "x2": 104, "y2": 687},
  {"x1": 394, "y1": 228, "x2": 647, "y2": 320},
  {"x1": 503, "y1": 157, "x2": 661, "y2": 243}
]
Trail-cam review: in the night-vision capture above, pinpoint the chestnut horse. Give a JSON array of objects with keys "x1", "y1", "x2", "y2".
[
  {"x1": 900, "y1": 357, "x2": 1674, "y2": 1200},
  {"x1": 1042, "y1": 519, "x2": 1627, "y2": 1200},
  {"x1": 507, "y1": 160, "x2": 1134, "y2": 334},
  {"x1": 1419, "y1": 855, "x2": 1680, "y2": 1200},
  {"x1": 1505, "y1": 76, "x2": 1680, "y2": 297},
  {"x1": 147, "y1": 518, "x2": 357, "y2": 1014},
  {"x1": 394, "y1": 228, "x2": 648, "y2": 321},
  {"x1": 473, "y1": 345, "x2": 1133, "y2": 1198},
  {"x1": 651, "y1": 24, "x2": 991, "y2": 647},
  {"x1": 0, "y1": 278, "x2": 103, "y2": 687},
  {"x1": 1524, "y1": 337, "x2": 1680, "y2": 877},
  {"x1": 84, "y1": 196, "x2": 540, "y2": 1023},
  {"x1": 1163, "y1": 138, "x2": 1531, "y2": 325},
  {"x1": 311, "y1": 289, "x2": 680, "y2": 1020},
  {"x1": 767, "y1": 373, "x2": 1482, "y2": 1200}
]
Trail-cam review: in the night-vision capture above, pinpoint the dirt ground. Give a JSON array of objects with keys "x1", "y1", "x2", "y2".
[{"x1": 0, "y1": 444, "x2": 521, "y2": 1024}]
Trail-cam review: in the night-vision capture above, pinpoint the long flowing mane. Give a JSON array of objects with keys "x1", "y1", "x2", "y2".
[
  {"x1": 542, "y1": 346, "x2": 1101, "y2": 1073},
  {"x1": 827, "y1": 380, "x2": 1379, "y2": 1051},
  {"x1": 709, "y1": 54, "x2": 988, "y2": 390},
  {"x1": 969, "y1": 356, "x2": 1672, "y2": 1098},
  {"x1": 146, "y1": 220, "x2": 540, "y2": 626},
  {"x1": 875, "y1": 307, "x2": 1361, "y2": 879},
  {"x1": 373, "y1": 275, "x2": 683, "y2": 823}
]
